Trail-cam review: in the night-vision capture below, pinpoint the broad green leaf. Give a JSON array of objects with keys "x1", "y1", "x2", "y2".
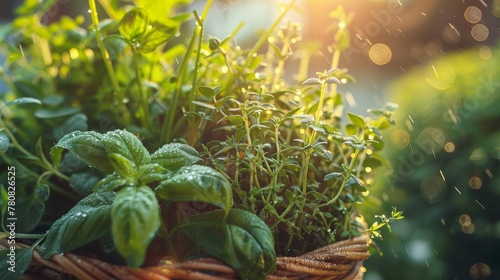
[
  {"x1": 112, "y1": 186, "x2": 160, "y2": 267},
  {"x1": 4, "y1": 97, "x2": 41, "y2": 108},
  {"x1": 102, "y1": 130, "x2": 150, "y2": 169},
  {"x1": 108, "y1": 153, "x2": 137, "y2": 178},
  {"x1": 69, "y1": 172, "x2": 100, "y2": 196},
  {"x1": 34, "y1": 107, "x2": 79, "y2": 119},
  {"x1": 137, "y1": 163, "x2": 172, "y2": 184},
  {"x1": 150, "y1": 143, "x2": 200, "y2": 171},
  {"x1": 119, "y1": 7, "x2": 149, "y2": 41},
  {"x1": 51, "y1": 131, "x2": 114, "y2": 173},
  {"x1": 53, "y1": 113, "x2": 88, "y2": 140},
  {"x1": 178, "y1": 209, "x2": 276, "y2": 280},
  {"x1": 156, "y1": 165, "x2": 232, "y2": 216},
  {"x1": 58, "y1": 151, "x2": 88, "y2": 173},
  {"x1": 15, "y1": 194, "x2": 46, "y2": 232},
  {"x1": 135, "y1": 0, "x2": 189, "y2": 25},
  {"x1": 347, "y1": 112, "x2": 366, "y2": 128},
  {"x1": 0, "y1": 132, "x2": 9, "y2": 155},
  {"x1": 40, "y1": 192, "x2": 115, "y2": 258},
  {"x1": 0, "y1": 238, "x2": 43, "y2": 279},
  {"x1": 94, "y1": 173, "x2": 130, "y2": 193},
  {"x1": 140, "y1": 21, "x2": 177, "y2": 53}
]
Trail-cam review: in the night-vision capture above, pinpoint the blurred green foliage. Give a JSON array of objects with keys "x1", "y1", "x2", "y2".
[{"x1": 364, "y1": 44, "x2": 500, "y2": 279}]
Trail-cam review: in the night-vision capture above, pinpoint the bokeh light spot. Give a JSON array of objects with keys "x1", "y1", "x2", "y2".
[
  {"x1": 462, "y1": 223, "x2": 475, "y2": 234},
  {"x1": 479, "y1": 46, "x2": 492, "y2": 60},
  {"x1": 421, "y1": 176, "x2": 446, "y2": 204},
  {"x1": 459, "y1": 214, "x2": 471, "y2": 226},
  {"x1": 390, "y1": 130, "x2": 410, "y2": 149},
  {"x1": 444, "y1": 142, "x2": 455, "y2": 153},
  {"x1": 471, "y1": 24, "x2": 489, "y2": 42},
  {"x1": 470, "y1": 263, "x2": 492, "y2": 280},
  {"x1": 469, "y1": 176, "x2": 482, "y2": 190},
  {"x1": 369, "y1": 43, "x2": 392, "y2": 65},
  {"x1": 464, "y1": 6, "x2": 482, "y2": 24}
]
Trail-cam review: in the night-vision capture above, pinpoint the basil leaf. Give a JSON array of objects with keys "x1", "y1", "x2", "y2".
[
  {"x1": 93, "y1": 173, "x2": 130, "y2": 193},
  {"x1": 119, "y1": 7, "x2": 149, "y2": 41},
  {"x1": 155, "y1": 165, "x2": 232, "y2": 216},
  {"x1": 140, "y1": 21, "x2": 177, "y2": 53},
  {"x1": 15, "y1": 191, "x2": 48, "y2": 232},
  {"x1": 102, "y1": 130, "x2": 151, "y2": 169},
  {"x1": 111, "y1": 186, "x2": 160, "y2": 267},
  {"x1": 150, "y1": 143, "x2": 201, "y2": 171},
  {"x1": 107, "y1": 153, "x2": 137, "y2": 178},
  {"x1": 40, "y1": 192, "x2": 115, "y2": 258},
  {"x1": 0, "y1": 238, "x2": 43, "y2": 279},
  {"x1": 137, "y1": 163, "x2": 172, "y2": 184},
  {"x1": 51, "y1": 131, "x2": 114, "y2": 173},
  {"x1": 178, "y1": 209, "x2": 276, "y2": 280}
]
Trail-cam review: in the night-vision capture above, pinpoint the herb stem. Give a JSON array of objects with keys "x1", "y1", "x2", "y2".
[
  {"x1": 318, "y1": 149, "x2": 360, "y2": 208},
  {"x1": 87, "y1": 0, "x2": 124, "y2": 118},
  {"x1": 187, "y1": 11, "x2": 205, "y2": 146},
  {"x1": 132, "y1": 46, "x2": 152, "y2": 130},
  {"x1": 162, "y1": 1, "x2": 213, "y2": 144}
]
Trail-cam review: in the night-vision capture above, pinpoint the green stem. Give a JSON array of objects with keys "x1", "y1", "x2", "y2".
[
  {"x1": 0, "y1": 232, "x2": 46, "y2": 239},
  {"x1": 242, "y1": 0, "x2": 296, "y2": 70},
  {"x1": 131, "y1": 46, "x2": 152, "y2": 130},
  {"x1": 187, "y1": 11, "x2": 205, "y2": 146},
  {"x1": 161, "y1": 2, "x2": 213, "y2": 144},
  {"x1": 87, "y1": 0, "x2": 124, "y2": 117},
  {"x1": 318, "y1": 149, "x2": 360, "y2": 208},
  {"x1": 97, "y1": 0, "x2": 118, "y2": 20}
]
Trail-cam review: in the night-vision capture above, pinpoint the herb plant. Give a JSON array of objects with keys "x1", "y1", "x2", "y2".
[{"x1": 1, "y1": 0, "x2": 401, "y2": 278}]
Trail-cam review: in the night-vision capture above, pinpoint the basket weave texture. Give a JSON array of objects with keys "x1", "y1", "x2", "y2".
[{"x1": 1, "y1": 234, "x2": 369, "y2": 280}]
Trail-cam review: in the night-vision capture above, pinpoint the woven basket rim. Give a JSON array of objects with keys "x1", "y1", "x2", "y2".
[{"x1": 1, "y1": 233, "x2": 370, "y2": 280}]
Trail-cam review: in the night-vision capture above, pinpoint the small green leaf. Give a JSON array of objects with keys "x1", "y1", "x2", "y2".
[
  {"x1": 155, "y1": 165, "x2": 232, "y2": 216},
  {"x1": 112, "y1": 186, "x2": 160, "y2": 268},
  {"x1": 325, "y1": 77, "x2": 341, "y2": 84},
  {"x1": 302, "y1": 78, "x2": 321, "y2": 85},
  {"x1": 324, "y1": 172, "x2": 343, "y2": 181},
  {"x1": 102, "y1": 130, "x2": 151, "y2": 169},
  {"x1": 140, "y1": 21, "x2": 177, "y2": 53},
  {"x1": 198, "y1": 86, "x2": 220, "y2": 98},
  {"x1": 0, "y1": 132, "x2": 10, "y2": 155},
  {"x1": 40, "y1": 192, "x2": 115, "y2": 258},
  {"x1": 150, "y1": 143, "x2": 201, "y2": 171},
  {"x1": 219, "y1": 115, "x2": 244, "y2": 126},
  {"x1": 119, "y1": 7, "x2": 150, "y2": 41},
  {"x1": 4, "y1": 97, "x2": 42, "y2": 107},
  {"x1": 178, "y1": 209, "x2": 276, "y2": 280},
  {"x1": 51, "y1": 131, "x2": 114, "y2": 173},
  {"x1": 34, "y1": 107, "x2": 79, "y2": 119},
  {"x1": 347, "y1": 112, "x2": 365, "y2": 128}
]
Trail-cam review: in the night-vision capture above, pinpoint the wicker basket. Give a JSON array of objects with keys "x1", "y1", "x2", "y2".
[{"x1": 1, "y1": 234, "x2": 369, "y2": 280}]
